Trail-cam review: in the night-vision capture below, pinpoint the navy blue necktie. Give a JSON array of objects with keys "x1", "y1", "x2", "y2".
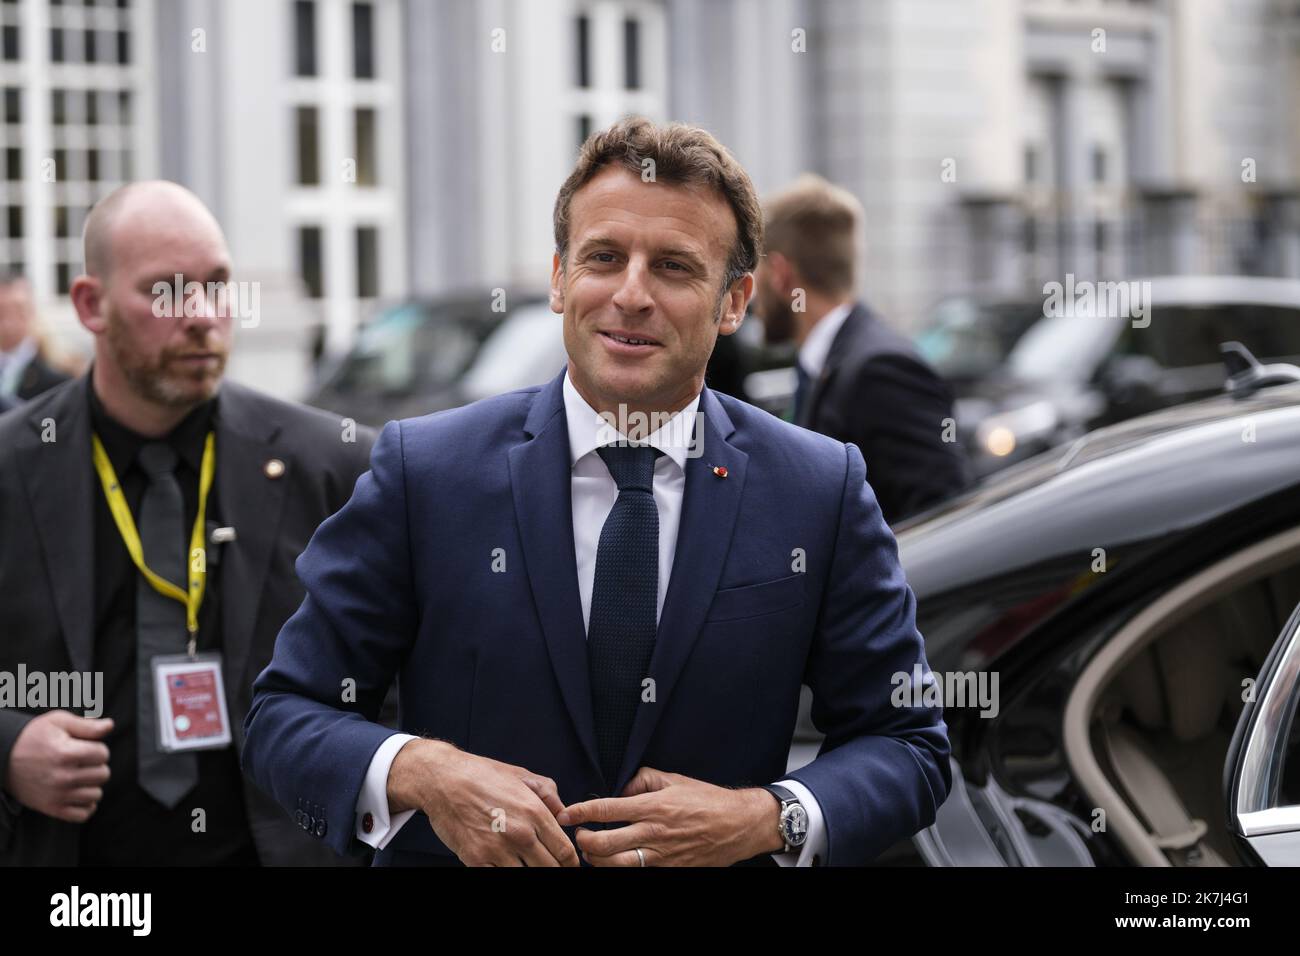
[
  {"x1": 588, "y1": 443, "x2": 662, "y2": 786},
  {"x1": 793, "y1": 363, "x2": 812, "y2": 424}
]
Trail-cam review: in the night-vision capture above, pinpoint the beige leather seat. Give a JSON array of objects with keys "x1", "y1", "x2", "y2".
[{"x1": 1095, "y1": 575, "x2": 1291, "y2": 866}]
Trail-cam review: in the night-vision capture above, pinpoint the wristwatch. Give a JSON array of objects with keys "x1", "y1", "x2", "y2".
[{"x1": 762, "y1": 784, "x2": 808, "y2": 854}]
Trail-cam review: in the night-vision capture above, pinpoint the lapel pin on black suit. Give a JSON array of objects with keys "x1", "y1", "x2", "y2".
[{"x1": 263, "y1": 458, "x2": 285, "y2": 479}]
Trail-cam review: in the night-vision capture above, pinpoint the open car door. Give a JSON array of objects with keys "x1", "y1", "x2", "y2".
[{"x1": 1225, "y1": 601, "x2": 1300, "y2": 865}]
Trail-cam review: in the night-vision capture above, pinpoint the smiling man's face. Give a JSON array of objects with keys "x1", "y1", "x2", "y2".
[{"x1": 551, "y1": 165, "x2": 751, "y2": 420}]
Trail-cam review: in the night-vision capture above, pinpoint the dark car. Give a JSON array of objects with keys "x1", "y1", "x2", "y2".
[
  {"x1": 913, "y1": 293, "x2": 1046, "y2": 392},
  {"x1": 785, "y1": 353, "x2": 1300, "y2": 865},
  {"x1": 960, "y1": 275, "x2": 1300, "y2": 477},
  {"x1": 737, "y1": 294, "x2": 1043, "y2": 424},
  {"x1": 311, "y1": 291, "x2": 784, "y2": 425},
  {"x1": 307, "y1": 291, "x2": 547, "y2": 426}
]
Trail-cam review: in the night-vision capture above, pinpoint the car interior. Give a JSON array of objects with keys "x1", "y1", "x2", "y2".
[{"x1": 1067, "y1": 532, "x2": 1300, "y2": 866}]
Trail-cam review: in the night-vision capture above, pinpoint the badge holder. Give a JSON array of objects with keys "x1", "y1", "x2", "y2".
[{"x1": 151, "y1": 652, "x2": 233, "y2": 753}]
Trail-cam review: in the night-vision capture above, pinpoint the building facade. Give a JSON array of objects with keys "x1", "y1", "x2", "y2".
[
  {"x1": 0, "y1": 0, "x2": 158, "y2": 318},
  {"x1": 4, "y1": 0, "x2": 1298, "y2": 399},
  {"x1": 400, "y1": 0, "x2": 1300, "y2": 335},
  {"x1": 156, "y1": 0, "x2": 406, "y2": 395}
]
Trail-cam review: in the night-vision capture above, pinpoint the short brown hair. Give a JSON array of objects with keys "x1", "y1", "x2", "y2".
[
  {"x1": 763, "y1": 173, "x2": 862, "y2": 297},
  {"x1": 553, "y1": 116, "x2": 763, "y2": 290}
]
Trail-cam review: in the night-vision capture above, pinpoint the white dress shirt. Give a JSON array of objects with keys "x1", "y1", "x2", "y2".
[
  {"x1": 0, "y1": 336, "x2": 37, "y2": 397},
  {"x1": 797, "y1": 301, "x2": 854, "y2": 381},
  {"x1": 355, "y1": 370, "x2": 827, "y2": 865}
]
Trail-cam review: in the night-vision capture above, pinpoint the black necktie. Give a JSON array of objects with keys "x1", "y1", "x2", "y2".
[
  {"x1": 135, "y1": 441, "x2": 199, "y2": 808},
  {"x1": 793, "y1": 363, "x2": 812, "y2": 424},
  {"x1": 588, "y1": 444, "x2": 662, "y2": 786}
]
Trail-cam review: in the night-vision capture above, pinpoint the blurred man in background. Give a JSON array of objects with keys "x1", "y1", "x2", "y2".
[
  {"x1": 0, "y1": 271, "x2": 69, "y2": 404},
  {"x1": 0, "y1": 181, "x2": 375, "y2": 865},
  {"x1": 754, "y1": 174, "x2": 970, "y2": 525}
]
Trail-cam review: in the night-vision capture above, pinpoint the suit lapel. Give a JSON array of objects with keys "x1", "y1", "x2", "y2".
[
  {"x1": 802, "y1": 303, "x2": 865, "y2": 428},
  {"x1": 507, "y1": 370, "x2": 603, "y2": 780},
  {"x1": 214, "y1": 383, "x2": 289, "y2": 692},
  {"x1": 615, "y1": 387, "x2": 748, "y2": 790},
  {"x1": 17, "y1": 377, "x2": 95, "y2": 672}
]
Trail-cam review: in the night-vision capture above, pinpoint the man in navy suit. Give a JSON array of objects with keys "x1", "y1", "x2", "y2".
[{"x1": 243, "y1": 117, "x2": 950, "y2": 866}]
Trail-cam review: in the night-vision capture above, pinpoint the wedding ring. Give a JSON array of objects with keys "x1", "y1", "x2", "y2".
[{"x1": 635, "y1": 847, "x2": 646, "y2": 867}]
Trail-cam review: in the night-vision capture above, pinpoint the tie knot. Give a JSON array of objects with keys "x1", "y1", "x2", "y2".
[
  {"x1": 597, "y1": 443, "x2": 660, "y2": 492},
  {"x1": 138, "y1": 441, "x2": 178, "y2": 479}
]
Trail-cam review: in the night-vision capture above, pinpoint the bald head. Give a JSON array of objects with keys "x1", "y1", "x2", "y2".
[
  {"x1": 70, "y1": 179, "x2": 234, "y2": 435},
  {"x1": 82, "y1": 180, "x2": 227, "y2": 282}
]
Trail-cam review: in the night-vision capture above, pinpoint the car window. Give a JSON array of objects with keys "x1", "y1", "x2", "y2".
[
  {"x1": 1005, "y1": 311, "x2": 1120, "y2": 383},
  {"x1": 459, "y1": 303, "x2": 566, "y2": 401},
  {"x1": 1279, "y1": 718, "x2": 1300, "y2": 806},
  {"x1": 1278, "y1": 668, "x2": 1300, "y2": 807},
  {"x1": 328, "y1": 304, "x2": 492, "y2": 395},
  {"x1": 915, "y1": 299, "x2": 1044, "y2": 381},
  {"x1": 1232, "y1": 598, "x2": 1300, "y2": 834},
  {"x1": 1117, "y1": 304, "x2": 1300, "y2": 370},
  {"x1": 1231, "y1": 305, "x2": 1300, "y2": 362}
]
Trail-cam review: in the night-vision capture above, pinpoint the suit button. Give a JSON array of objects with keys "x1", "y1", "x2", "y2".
[{"x1": 362, "y1": 812, "x2": 374, "y2": 834}]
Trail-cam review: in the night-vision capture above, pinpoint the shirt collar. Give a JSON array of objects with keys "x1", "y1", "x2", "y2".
[
  {"x1": 87, "y1": 379, "x2": 217, "y2": 477},
  {"x1": 797, "y1": 301, "x2": 855, "y2": 380},
  {"x1": 0, "y1": 335, "x2": 37, "y2": 365},
  {"x1": 562, "y1": 369, "x2": 701, "y2": 474}
]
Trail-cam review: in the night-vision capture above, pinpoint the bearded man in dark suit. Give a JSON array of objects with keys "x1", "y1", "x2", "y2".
[
  {"x1": 0, "y1": 181, "x2": 375, "y2": 865},
  {"x1": 754, "y1": 174, "x2": 970, "y2": 525}
]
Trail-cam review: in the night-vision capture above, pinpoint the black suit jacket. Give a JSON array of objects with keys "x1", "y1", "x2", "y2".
[
  {"x1": 799, "y1": 303, "x2": 970, "y2": 524},
  {"x1": 14, "y1": 353, "x2": 70, "y2": 402},
  {"x1": 0, "y1": 375, "x2": 375, "y2": 865}
]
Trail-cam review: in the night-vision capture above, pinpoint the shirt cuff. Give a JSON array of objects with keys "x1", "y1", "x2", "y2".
[
  {"x1": 355, "y1": 733, "x2": 419, "y2": 850},
  {"x1": 770, "y1": 778, "x2": 826, "y2": 867}
]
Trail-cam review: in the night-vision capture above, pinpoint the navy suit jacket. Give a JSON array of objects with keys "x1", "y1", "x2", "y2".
[{"x1": 243, "y1": 366, "x2": 951, "y2": 865}]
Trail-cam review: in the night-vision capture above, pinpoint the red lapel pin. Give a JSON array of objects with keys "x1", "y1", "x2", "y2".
[{"x1": 711, "y1": 465, "x2": 728, "y2": 479}]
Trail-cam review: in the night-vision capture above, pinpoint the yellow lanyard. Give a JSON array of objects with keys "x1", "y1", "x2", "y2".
[{"x1": 91, "y1": 431, "x2": 216, "y2": 651}]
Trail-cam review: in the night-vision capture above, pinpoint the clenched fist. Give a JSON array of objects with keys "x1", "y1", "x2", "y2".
[{"x1": 6, "y1": 711, "x2": 113, "y2": 823}]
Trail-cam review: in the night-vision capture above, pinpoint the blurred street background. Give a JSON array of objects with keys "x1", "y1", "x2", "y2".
[{"x1": 3, "y1": 0, "x2": 1299, "y2": 472}]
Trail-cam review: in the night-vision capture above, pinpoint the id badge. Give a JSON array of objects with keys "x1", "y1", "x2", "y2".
[{"x1": 151, "y1": 652, "x2": 233, "y2": 752}]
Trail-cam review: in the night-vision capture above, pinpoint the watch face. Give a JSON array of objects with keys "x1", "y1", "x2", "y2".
[{"x1": 781, "y1": 803, "x2": 809, "y2": 845}]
